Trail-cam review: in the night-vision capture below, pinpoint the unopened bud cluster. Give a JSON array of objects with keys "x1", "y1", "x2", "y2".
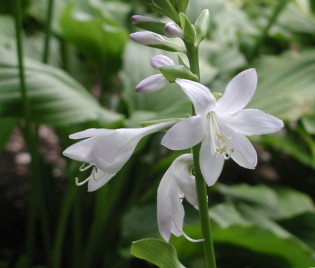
[{"x1": 130, "y1": 0, "x2": 209, "y2": 93}]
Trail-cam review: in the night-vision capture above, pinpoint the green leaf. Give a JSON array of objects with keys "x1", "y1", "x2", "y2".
[
  {"x1": 172, "y1": 203, "x2": 315, "y2": 267},
  {"x1": 216, "y1": 183, "x2": 315, "y2": 219},
  {"x1": 152, "y1": 0, "x2": 180, "y2": 24},
  {"x1": 302, "y1": 115, "x2": 315, "y2": 134},
  {"x1": 179, "y1": 13, "x2": 195, "y2": 43},
  {"x1": 258, "y1": 132, "x2": 315, "y2": 169},
  {"x1": 131, "y1": 238, "x2": 185, "y2": 268},
  {"x1": 276, "y1": 2, "x2": 315, "y2": 35},
  {"x1": 176, "y1": 0, "x2": 189, "y2": 13},
  {"x1": 250, "y1": 50, "x2": 315, "y2": 120},
  {"x1": 278, "y1": 212, "x2": 315, "y2": 250},
  {"x1": 0, "y1": 47, "x2": 123, "y2": 126},
  {"x1": 60, "y1": 3, "x2": 128, "y2": 74},
  {"x1": 159, "y1": 65, "x2": 198, "y2": 82}
]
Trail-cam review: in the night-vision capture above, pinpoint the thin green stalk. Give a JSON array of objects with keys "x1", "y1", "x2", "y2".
[
  {"x1": 185, "y1": 39, "x2": 217, "y2": 267},
  {"x1": 43, "y1": 0, "x2": 54, "y2": 63},
  {"x1": 14, "y1": 1, "x2": 51, "y2": 265},
  {"x1": 51, "y1": 179, "x2": 77, "y2": 268},
  {"x1": 249, "y1": 0, "x2": 290, "y2": 61},
  {"x1": 192, "y1": 145, "x2": 217, "y2": 268}
]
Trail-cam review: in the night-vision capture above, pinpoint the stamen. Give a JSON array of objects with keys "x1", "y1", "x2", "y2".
[
  {"x1": 182, "y1": 231, "x2": 204, "y2": 243},
  {"x1": 79, "y1": 162, "x2": 93, "y2": 171},
  {"x1": 75, "y1": 176, "x2": 90, "y2": 186},
  {"x1": 208, "y1": 112, "x2": 235, "y2": 159},
  {"x1": 216, "y1": 134, "x2": 228, "y2": 141}
]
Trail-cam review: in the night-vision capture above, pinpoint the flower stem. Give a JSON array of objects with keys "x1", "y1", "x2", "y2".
[
  {"x1": 43, "y1": 0, "x2": 54, "y2": 63},
  {"x1": 184, "y1": 38, "x2": 217, "y2": 267},
  {"x1": 14, "y1": 0, "x2": 51, "y2": 264}
]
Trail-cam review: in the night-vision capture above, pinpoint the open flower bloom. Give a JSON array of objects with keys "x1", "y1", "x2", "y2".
[
  {"x1": 63, "y1": 121, "x2": 175, "y2": 192},
  {"x1": 162, "y1": 69, "x2": 284, "y2": 186},
  {"x1": 136, "y1": 55, "x2": 175, "y2": 93},
  {"x1": 157, "y1": 154, "x2": 199, "y2": 242}
]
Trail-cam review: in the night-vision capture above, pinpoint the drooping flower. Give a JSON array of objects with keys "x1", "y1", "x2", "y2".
[
  {"x1": 63, "y1": 121, "x2": 175, "y2": 192},
  {"x1": 157, "y1": 154, "x2": 199, "y2": 242},
  {"x1": 135, "y1": 55, "x2": 175, "y2": 93},
  {"x1": 161, "y1": 69, "x2": 284, "y2": 186}
]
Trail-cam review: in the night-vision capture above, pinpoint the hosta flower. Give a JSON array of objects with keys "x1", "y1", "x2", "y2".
[
  {"x1": 63, "y1": 122, "x2": 175, "y2": 192},
  {"x1": 157, "y1": 154, "x2": 199, "y2": 242},
  {"x1": 136, "y1": 55, "x2": 174, "y2": 93},
  {"x1": 162, "y1": 69, "x2": 284, "y2": 186}
]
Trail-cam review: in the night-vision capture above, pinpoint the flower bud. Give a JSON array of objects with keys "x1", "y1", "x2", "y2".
[
  {"x1": 130, "y1": 31, "x2": 185, "y2": 52},
  {"x1": 131, "y1": 15, "x2": 159, "y2": 23},
  {"x1": 150, "y1": 55, "x2": 175, "y2": 69},
  {"x1": 164, "y1": 22, "x2": 183, "y2": 38},
  {"x1": 135, "y1": 74, "x2": 169, "y2": 93}
]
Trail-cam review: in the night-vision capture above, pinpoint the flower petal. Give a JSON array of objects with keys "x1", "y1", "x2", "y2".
[
  {"x1": 87, "y1": 168, "x2": 115, "y2": 192},
  {"x1": 69, "y1": 128, "x2": 113, "y2": 139},
  {"x1": 161, "y1": 115, "x2": 206, "y2": 150},
  {"x1": 217, "y1": 109, "x2": 284, "y2": 136},
  {"x1": 199, "y1": 134, "x2": 225, "y2": 186},
  {"x1": 157, "y1": 169, "x2": 183, "y2": 241},
  {"x1": 136, "y1": 74, "x2": 169, "y2": 93},
  {"x1": 173, "y1": 154, "x2": 198, "y2": 209},
  {"x1": 157, "y1": 154, "x2": 197, "y2": 242},
  {"x1": 175, "y1": 79, "x2": 216, "y2": 115},
  {"x1": 216, "y1": 68, "x2": 257, "y2": 114},
  {"x1": 218, "y1": 122, "x2": 257, "y2": 169}
]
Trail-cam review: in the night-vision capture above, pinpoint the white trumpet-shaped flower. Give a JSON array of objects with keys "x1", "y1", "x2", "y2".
[
  {"x1": 157, "y1": 154, "x2": 200, "y2": 242},
  {"x1": 63, "y1": 121, "x2": 175, "y2": 192},
  {"x1": 162, "y1": 69, "x2": 284, "y2": 186}
]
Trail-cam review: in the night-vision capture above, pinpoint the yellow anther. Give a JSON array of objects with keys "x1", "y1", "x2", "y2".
[
  {"x1": 220, "y1": 145, "x2": 227, "y2": 154},
  {"x1": 216, "y1": 134, "x2": 228, "y2": 141}
]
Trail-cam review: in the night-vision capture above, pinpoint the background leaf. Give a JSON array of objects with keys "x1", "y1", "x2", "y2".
[
  {"x1": 0, "y1": 47, "x2": 123, "y2": 126},
  {"x1": 131, "y1": 238, "x2": 185, "y2": 268}
]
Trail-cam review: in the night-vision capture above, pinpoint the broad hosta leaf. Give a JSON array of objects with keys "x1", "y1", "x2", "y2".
[
  {"x1": 60, "y1": 3, "x2": 128, "y2": 75},
  {"x1": 278, "y1": 212, "x2": 315, "y2": 250},
  {"x1": 216, "y1": 183, "x2": 315, "y2": 219},
  {"x1": 131, "y1": 238, "x2": 185, "y2": 268},
  {"x1": 121, "y1": 184, "x2": 315, "y2": 267},
  {"x1": 277, "y1": 2, "x2": 315, "y2": 35},
  {"x1": 249, "y1": 50, "x2": 315, "y2": 121},
  {"x1": 172, "y1": 203, "x2": 315, "y2": 268},
  {"x1": 0, "y1": 47, "x2": 123, "y2": 126}
]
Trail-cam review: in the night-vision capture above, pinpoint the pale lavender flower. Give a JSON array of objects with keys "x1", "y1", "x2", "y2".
[
  {"x1": 162, "y1": 69, "x2": 284, "y2": 186},
  {"x1": 63, "y1": 122, "x2": 175, "y2": 192}
]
